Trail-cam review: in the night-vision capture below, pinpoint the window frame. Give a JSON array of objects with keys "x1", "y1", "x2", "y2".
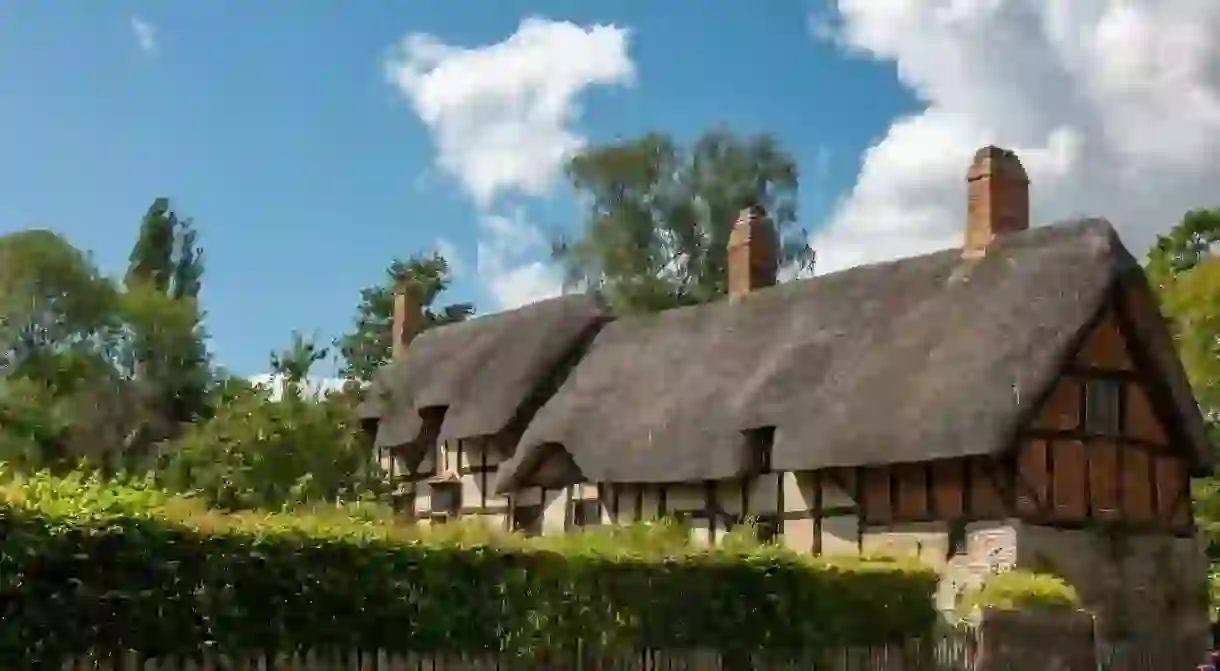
[
  {"x1": 430, "y1": 481, "x2": 462, "y2": 517},
  {"x1": 570, "y1": 499, "x2": 602, "y2": 528},
  {"x1": 511, "y1": 504, "x2": 543, "y2": 536},
  {"x1": 754, "y1": 515, "x2": 780, "y2": 544},
  {"x1": 1083, "y1": 378, "x2": 1123, "y2": 437}
]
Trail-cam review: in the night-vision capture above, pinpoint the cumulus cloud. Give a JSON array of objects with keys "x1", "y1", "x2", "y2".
[
  {"x1": 811, "y1": 0, "x2": 1220, "y2": 275},
  {"x1": 385, "y1": 17, "x2": 635, "y2": 208},
  {"x1": 476, "y1": 209, "x2": 565, "y2": 309},
  {"x1": 385, "y1": 18, "x2": 634, "y2": 309},
  {"x1": 130, "y1": 16, "x2": 157, "y2": 53}
]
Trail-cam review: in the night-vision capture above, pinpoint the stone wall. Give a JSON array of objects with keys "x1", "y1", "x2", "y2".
[
  {"x1": 1016, "y1": 522, "x2": 1210, "y2": 650},
  {"x1": 972, "y1": 609, "x2": 1096, "y2": 671}
]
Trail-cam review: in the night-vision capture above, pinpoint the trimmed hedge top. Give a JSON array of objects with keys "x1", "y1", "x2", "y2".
[
  {"x1": 0, "y1": 468, "x2": 940, "y2": 662},
  {"x1": 955, "y1": 569, "x2": 1082, "y2": 619}
]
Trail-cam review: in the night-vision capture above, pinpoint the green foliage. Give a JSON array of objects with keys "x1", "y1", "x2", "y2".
[
  {"x1": 126, "y1": 197, "x2": 204, "y2": 300},
  {"x1": 157, "y1": 379, "x2": 382, "y2": 511},
  {"x1": 0, "y1": 377, "x2": 71, "y2": 468},
  {"x1": 0, "y1": 231, "x2": 154, "y2": 469},
  {"x1": 0, "y1": 229, "x2": 121, "y2": 379},
  {"x1": 1146, "y1": 208, "x2": 1220, "y2": 287},
  {"x1": 269, "y1": 330, "x2": 329, "y2": 399},
  {"x1": 122, "y1": 197, "x2": 212, "y2": 429},
  {"x1": 1156, "y1": 257, "x2": 1220, "y2": 418},
  {"x1": 156, "y1": 330, "x2": 380, "y2": 510},
  {"x1": 0, "y1": 203, "x2": 213, "y2": 472},
  {"x1": 955, "y1": 570, "x2": 1081, "y2": 620},
  {"x1": 336, "y1": 253, "x2": 473, "y2": 382},
  {"x1": 1144, "y1": 207, "x2": 1220, "y2": 427},
  {"x1": 553, "y1": 129, "x2": 815, "y2": 314},
  {"x1": 1209, "y1": 564, "x2": 1220, "y2": 621},
  {"x1": 1145, "y1": 208, "x2": 1220, "y2": 620},
  {"x1": 154, "y1": 330, "x2": 384, "y2": 511},
  {"x1": 0, "y1": 469, "x2": 938, "y2": 662}
]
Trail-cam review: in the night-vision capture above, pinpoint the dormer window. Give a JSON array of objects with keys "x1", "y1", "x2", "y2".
[
  {"x1": 431, "y1": 482, "x2": 461, "y2": 518},
  {"x1": 745, "y1": 427, "x2": 774, "y2": 474},
  {"x1": 1084, "y1": 379, "x2": 1122, "y2": 436},
  {"x1": 571, "y1": 500, "x2": 602, "y2": 528}
]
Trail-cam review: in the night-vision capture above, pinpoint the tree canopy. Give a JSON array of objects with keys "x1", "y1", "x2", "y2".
[
  {"x1": 553, "y1": 129, "x2": 815, "y2": 313},
  {"x1": 159, "y1": 330, "x2": 381, "y2": 511},
  {"x1": 123, "y1": 198, "x2": 211, "y2": 431},
  {"x1": 336, "y1": 252, "x2": 473, "y2": 382},
  {"x1": 1145, "y1": 207, "x2": 1220, "y2": 426}
]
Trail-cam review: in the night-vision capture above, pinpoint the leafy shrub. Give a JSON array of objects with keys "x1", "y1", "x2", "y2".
[
  {"x1": 955, "y1": 569, "x2": 1081, "y2": 619},
  {"x1": 156, "y1": 383, "x2": 384, "y2": 510},
  {"x1": 0, "y1": 469, "x2": 939, "y2": 663}
]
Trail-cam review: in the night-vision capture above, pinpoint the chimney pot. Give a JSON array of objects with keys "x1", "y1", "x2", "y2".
[
  {"x1": 727, "y1": 205, "x2": 779, "y2": 298},
  {"x1": 964, "y1": 145, "x2": 1030, "y2": 258},
  {"x1": 391, "y1": 289, "x2": 424, "y2": 359}
]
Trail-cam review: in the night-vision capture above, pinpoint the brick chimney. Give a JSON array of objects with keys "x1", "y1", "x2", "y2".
[
  {"x1": 391, "y1": 289, "x2": 424, "y2": 359},
  {"x1": 727, "y1": 204, "x2": 779, "y2": 298},
  {"x1": 964, "y1": 146, "x2": 1030, "y2": 258}
]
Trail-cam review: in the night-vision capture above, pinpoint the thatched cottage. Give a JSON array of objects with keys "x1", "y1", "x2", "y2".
[{"x1": 359, "y1": 146, "x2": 1212, "y2": 643}]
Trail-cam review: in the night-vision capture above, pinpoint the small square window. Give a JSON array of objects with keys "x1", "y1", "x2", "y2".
[
  {"x1": 512, "y1": 505, "x2": 542, "y2": 535},
  {"x1": 754, "y1": 516, "x2": 780, "y2": 544},
  {"x1": 431, "y1": 482, "x2": 461, "y2": 516},
  {"x1": 1084, "y1": 379, "x2": 1122, "y2": 436},
  {"x1": 571, "y1": 500, "x2": 602, "y2": 528}
]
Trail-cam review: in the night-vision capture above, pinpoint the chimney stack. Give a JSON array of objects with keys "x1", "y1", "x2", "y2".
[
  {"x1": 391, "y1": 289, "x2": 424, "y2": 359},
  {"x1": 964, "y1": 146, "x2": 1029, "y2": 258},
  {"x1": 727, "y1": 204, "x2": 779, "y2": 299}
]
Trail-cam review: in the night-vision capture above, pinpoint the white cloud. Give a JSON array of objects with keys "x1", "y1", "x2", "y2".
[
  {"x1": 385, "y1": 18, "x2": 633, "y2": 309},
  {"x1": 476, "y1": 210, "x2": 564, "y2": 309},
  {"x1": 811, "y1": 0, "x2": 1220, "y2": 275},
  {"x1": 385, "y1": 17, "x2": 635, "y2": 208},
  {"x1": 130, "y1": 16, "x2": 157, "y2": 53}
]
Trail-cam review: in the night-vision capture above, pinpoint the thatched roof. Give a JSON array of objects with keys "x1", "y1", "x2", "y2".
[
  {"x1": 495, "y1": 219, "x2": 1212, "y2": 491},
  {"x1": 359, "y1": 293, "x2": 611, "y2": 450}
]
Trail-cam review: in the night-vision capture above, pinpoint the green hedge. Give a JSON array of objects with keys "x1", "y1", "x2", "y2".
[
  {"x1": 0, "y1": 469, "x2": 939, "y2": 662},
  {"x1": 955, "y1": 569, "x2": 1081, "y2": 619}
]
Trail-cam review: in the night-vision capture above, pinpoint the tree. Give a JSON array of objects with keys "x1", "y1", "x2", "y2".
[
  {"x1": 160, "y1": 332, "x2": 384, "y2": 511},
  {"x1": 1146, "y1": 208, "x2": 1220, "y2": 419},
  {"x1": 552, "y1": 129, "x2": 815, "y2": 314},
  {"x1": 0, "y1": 230, "x2": 140, "y2": 469},
  {"x1": 336, "y1": 253, "x2": 473, "y2": 382},
  {"x1": 0, "y1": 230, "x2": 119, "y2": 379},
  {"x1": 122, "y1": 198, "x2": 211, "y2": 431},
  {"x1": 270, "y1": 330, "x2": 329, "y2": 400},
  {"x1": 1145, "y1": 208, "x2": 1220, "y2": 599},
  {"x1": 1147, "y1": 208, "x2": 1220, "y2": 288}
]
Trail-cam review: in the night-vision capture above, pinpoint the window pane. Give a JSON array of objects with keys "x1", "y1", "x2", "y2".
[
  {"x1": 433, "y1": 484, "x2": 461, "y2": 514},
  {"x1": 755, "y1": 515, "x2": 779, "y2": 543},
  {"x1": 573, "y1": 500, "x2": 601, "y2": 527},
  {"x1": 512, "y1": 505, "x2": 542, "y2": 535},
  {"x1": 1084, "y1": 379, "x2": 1121, "y2": 435}
]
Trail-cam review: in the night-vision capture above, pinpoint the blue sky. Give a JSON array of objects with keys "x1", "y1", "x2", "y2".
[{"x1": 2, "y1": 1, "x2": 1219, "y2": 378}]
